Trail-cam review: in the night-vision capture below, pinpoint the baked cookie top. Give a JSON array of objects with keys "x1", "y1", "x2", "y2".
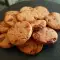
[
  {"x1": 33, "y1": 6, "x2": 49, "y2": 19},
  {"x1": 18, "y1": 38, "x2": 43, "y2": 55},
  {"x1": 4, "y1": 14, "x2": 17, "y2": 26},
  {"x1": 0, "y1": 21, "x2": 9, "y2": 33},
  {"x1": 20, "y1": 6, "x2": 33, "y2": 12},
  {"x1": 7, "y1": 21, "x2": 32, "y2": 45},
  {"x1": 45, "y1": 12, "x2": 60, "y2": 30},
  {"x1": 0, "y1": 33, "x2": 11, "y2": 48},
  {"x1": 32, "y1": 27, "x2": 58, "y2": 44},
  {"x1": 30, "y1": 20, "x2": 46, "y2": 31}
]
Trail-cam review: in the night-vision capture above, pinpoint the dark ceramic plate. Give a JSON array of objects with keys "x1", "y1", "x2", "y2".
[{"x1": 0, "y1": 0, "x2": 60, "y2": 60}]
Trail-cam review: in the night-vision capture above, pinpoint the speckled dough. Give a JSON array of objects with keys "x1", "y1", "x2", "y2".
[
  {"x1": 18, "y1": 38, "x2": 43, "y2": 55},
  {"x1": 5, "y1": 11, "x2": 19, "y2": 15},
  {"x1": 0, "y1": 33, "x2": 11, "y2": 48},
  {"x1": 31, "y1": 20, "x2": 46, "y2": 30},
  {"x1": 45, "y1": 12, "x2": 60, "y2": 30},
  {"x1": 7, "y1": 21, "x2": 32, "y2": 45},
  {"x1": 33, "y1": 6, "x2": 49, "y2": 19},
  {"x1": 20, "y1": 6, "x2": 33, "y2": 12},
  {"x1": 17, "y1": 11, "x2": 36, "y2": 22},
  {"x1": 4, "y1": 14, "x2": 17, "y2": 26},
  {"x1": 0, "y1": 21, "x2": 9, "y2": 33},
  {"x1": 32, "y1": 27, "x2": 58, "y2": 44}
]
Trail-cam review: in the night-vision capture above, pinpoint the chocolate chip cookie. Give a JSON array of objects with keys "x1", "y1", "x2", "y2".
[
  {"x1": 32, "y1": 27, "x2": 58, "y2": 44},
  {"x1": 0, "y1": 21, "x2": 9, "y2": 33},
  {"x1": 18, "y1": 38, "x2": 43, "y2": 55},
  {"x1": 31, "y1": 20, "x2": 46, "y2": 31},
  {"x1": 7, "y1": 21, "x2": 32, "y2": 45},
  {"x1": 0, "y1": 33, "x2": 11, "y2": 48},
  {"x1": 45, "y1": 12, "x2": 60, "y2": 30},
  {"x1": 20, "y1": 6, "x2": 33, "y2": 12},
  {"x1": 33, "y1": 6, "x2": 49, "y2": 19}
]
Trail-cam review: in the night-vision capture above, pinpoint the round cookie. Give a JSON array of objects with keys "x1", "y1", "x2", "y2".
[
  {"x1": 20, "y1": 6, "x2": 33, "y2": 12},
  {"x1": 0, "y1": 33, "x2": 11, "y2": 48},
  {"x1": 30, "y1": 20, "x2": 46, "y2": 30},
  {"x1": 32, "y1": 27, "x2": 58, "y2": 44},
  {"x1": 17, "y1": 11, "x2": 36, "y2": 23},
  {"x1": 4, "y1": 14, "x2": 17, "y2": 26},
  {"x1": 45, "y1": 12, "x2": 60, "y2": 30},
  {"x1": 18, "y1": 38, "x2": 43, "y2": 55},
  {"x1": 5, "y1": 11, "x2": 19, "y2": 15},
  {"x1": 33, "y1": 6, "x2": 49, "y2": 19},
  {"x1": 7, "y1": 21, "x2": 32, "y2": 45},
  {"x1": 0, "y1": 21, "x2": 9, "y2": 33}
]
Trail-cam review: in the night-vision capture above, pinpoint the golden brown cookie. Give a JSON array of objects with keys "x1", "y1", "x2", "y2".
[
  {"x1": 33, "y1": 6, "x2": 49, "y2": 19},
  {"x1": 4, "y1": 14, "x2": 17, "y2": 26},
  {"x1": 7, "y1": 21, "x2": 32, "y2": 45},
  {"x1": 20, "y1": 6, "x2": 33, "y2": 12},
  {"x1": 32, "y1": 27, "x2": 58, "y2": 44},
  {"x1": 5, "y1": 11, "x2": 19, "y2": 15},
  {"x1": 18, "y1": 38, "x2": 43, "y2": 55},
  {"x1": 0, "y1": 21, "x2": 9, "y2": 33},
  {"x1": 17, "y1": 11, "x2": 36, "y2": 23},
  {"x1": 45, "y1": 12, "x2": 60, "y2": 30},
  {"x1": 30, "y1": 20, "x2": 46, "y2": 30},
  {"x1": 0, "y1": 33, "x2": 11, "y2": 48}
]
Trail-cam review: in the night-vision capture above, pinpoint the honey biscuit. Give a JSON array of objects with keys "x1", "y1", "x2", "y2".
[
  {"x1": 7, "y1": 21, "x2": 32, "y2": 45},
  {"x1": 32, "y1": 27, "x2": 58, "y2": 44},
  {"x1": 18, "y1": 38, "x2": 43, "y2": 55}
]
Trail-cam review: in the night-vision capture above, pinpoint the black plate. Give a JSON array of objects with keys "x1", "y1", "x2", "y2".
[{"x1": 0, "y1": 0, "x2": 60, "y2": 60}]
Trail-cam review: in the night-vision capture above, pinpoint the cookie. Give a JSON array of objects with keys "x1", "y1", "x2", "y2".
[
  {"x1": 7, "y1": 21, "x2": 32, "y2": 45},
  {"x1": 0, "y1": 21, "x2": 9, "y2": 33},
  {"x1": 20, "y1": 6, "x2": 33, "y2": 12},
  {"x1": 17, "y1": 11, "x2": 36, "y2": 22},
  {"x1": 32, "y1": 27, "x2": 58, "y2": 44},
  {"x1": 30, "y1": 20, "x2": 46, "y2": 30},
  {"x1": 4, "y1": 14, "x2": 17, "y2": 26},
  {"x1": 0, "y1": 33, "x2": 11, "y2": 48},
  {"x1": 5, "y1": 11, "x2": 19, "y2": 15},
  {"x1": 33, "y1": 6, "x2": 49, "y2": 19},
  {"x1": 18, "y1": 38, "x2": 43, "y2": 55},
  {"x1": 45, "y1": 12, "x2": 60, "y2": 30}
]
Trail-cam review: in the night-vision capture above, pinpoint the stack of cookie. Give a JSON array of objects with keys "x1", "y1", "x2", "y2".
[{"x1": 0, "y1": 6, "x2": 59, "y2": 55}]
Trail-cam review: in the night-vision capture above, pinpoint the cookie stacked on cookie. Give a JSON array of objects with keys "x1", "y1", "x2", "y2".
[{"x1": 0, "y1": 6, "x2": 59, "y2": 55}]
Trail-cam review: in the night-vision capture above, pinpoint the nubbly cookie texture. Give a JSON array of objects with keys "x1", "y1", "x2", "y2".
[
  {"x1": 0, "y1": 33, "x2": 11, "y2": 48},
  {"x1": 30, "y1": 20, "x2": 46, "y2": 30},
  {"x1": 0, "y1": 21, "x2": 9, "y2": 33},
  {"x1": 18, "y1": 38, "x2": 43, "y2": 55},
  {"x1": 5, "y1": 11, "x2": 19, "y2": 15},
  {"x1": 45, "y1": 12, "x2": 60, "y2": 30},
  {"x1": 33, "y1": 6, "x2": 49, "y2": 19},
  {"x1": 4, "y1": 14, "x2": 17, "y2": 26},
  {"x1": 17, "y1": 11, "x2": 36, "y2": 22},
  {"x1": 32, "y1": 27, "x2": 58, "y2": 44},
  {"x1": 7, "y1": 21, "x2": 32, "y2": 45},
  {"x1": 20, "y1": 6, "x2": 33, "y2": 12}
]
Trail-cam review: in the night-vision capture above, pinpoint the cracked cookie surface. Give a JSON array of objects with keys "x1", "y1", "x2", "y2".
[
  {"x1": 7, "y1": 21, "x2": 32, "y2": 45},
  {"x1": 18, "y1": 38, "x2": 43, "y2": 55},
  {"x1": 32, "y1": 27, "x2": 58, "y2": 44}
]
